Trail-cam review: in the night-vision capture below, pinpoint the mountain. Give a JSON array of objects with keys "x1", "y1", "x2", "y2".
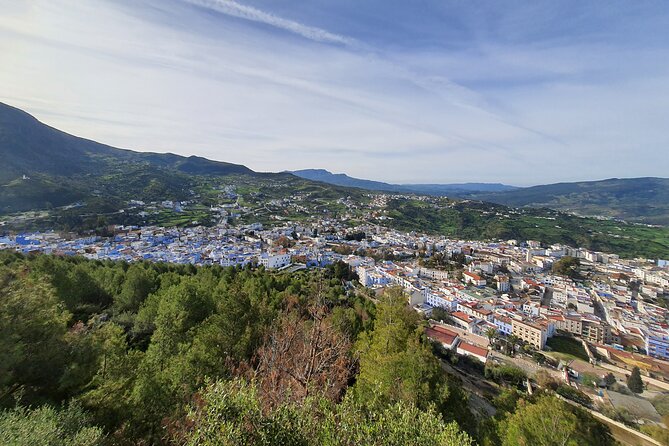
[
  {"x1": 290, "y1": 169, "x2": 403, "y2": 192},
  {"x1": 0, "y1": 102, "x2": 252, "y2": 183},
  {"x1": 0, "y1": 102, "x2": 252, "y2": 213},
  {"x1": 290, "y1": 169, "x2": 517, "y2": 194},
  {"x1": 465, "y1": 177, "x2": 669, "y2": 225},
  {"x1": 292, "y1": 169, "x2": 669, "y2": 226},
  {"x1": 0, "y1": 103, "x2": 667, "y2": 258}
]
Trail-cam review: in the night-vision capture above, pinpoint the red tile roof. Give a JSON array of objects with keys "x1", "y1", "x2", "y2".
[
  {"x1": 431, "y1": 325, "x2": 459, "y2": 337},
  {"x1": 426, "y1": 327, "x2": 458, "y2": 346},
  {"x1": 452, "y1": 311, "x2": 473, "y2": 323},
  {"x1": 464, "y1": 271, "x2": 483, "y2": 281},
  {"x1": 457, "y1": 341, "x2": 488, "y2": 358}
]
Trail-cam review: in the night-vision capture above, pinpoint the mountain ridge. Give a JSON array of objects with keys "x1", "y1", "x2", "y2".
[
  {"x1": 291, "y1": 168, "x2": 669, "y2": 225},
  {"x1": 0, "y1": 102, "x2": 252, "y2": 184},
  {"x1": 290, "y1": 168, "x2": 517, "y2": 194},
  {"x1": 0, "y1": 102, "x2": 254, "y2": 214},
  {"x1": 464, "y1": 177, "x2": 669, "y2": 225}
]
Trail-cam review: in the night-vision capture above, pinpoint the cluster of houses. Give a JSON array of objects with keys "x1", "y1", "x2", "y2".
[
  {"x1": 0, "y1": 225, "x2": 332, "y2": 269},
  {"x1": 426, "y1": 324, "x2": 490, "y2": 363},
  {"x1": 351, "y1": 239, "x2": 669, "y2": 365},
  {"x1": 2, "y1": 221, "x2": 668, "y2": 367}
]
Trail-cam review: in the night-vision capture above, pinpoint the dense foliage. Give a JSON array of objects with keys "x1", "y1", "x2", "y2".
[
  {"x1": 551, "y1": 256, "x2": 581, "y2": 279},
  {"x1": 386, "y1": 199, "x2": 669, "y2": 259},
  {"x1": 498, "y1": 395, "x2": 611, "y2": 446},
  {"x1": 0, "y1": 403, "x2": 104, "y2": 446},
  {"x1": 0, "y1": 252, "x2": 615, "y2": 445},
  {"x1": 177, "y1": 380, "x2": 474, "y2": 446}
]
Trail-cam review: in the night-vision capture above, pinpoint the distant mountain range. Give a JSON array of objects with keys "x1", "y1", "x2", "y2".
[
  {"x1": 292, "y1": 169, "x2": 669, "y2": 225},
  {"x1": 464, "y1": 177, "x2": 669, "y2": 225},
  {"x1": 290, "y1": 169, "x2": 517, "y2": 195},
  {"x1": 1, "y1": 100, "x2": 668, "y2": 238}
]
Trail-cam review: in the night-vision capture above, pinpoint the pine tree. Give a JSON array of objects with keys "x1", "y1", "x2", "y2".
[{"x1": 627, "y1": 366, "x2": 644, "y2": 394}]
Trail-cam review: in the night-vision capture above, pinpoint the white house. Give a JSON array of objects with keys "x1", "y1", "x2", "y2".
[
  {"x1": 457, "y1": 341, "x2": 489, "y2": 363},
  {"x1": 463, "y1": 271, "x2": 486, "y2": 287},
  {"x1": 259, "y1": 252, "x2": 291, "y2": 269}
]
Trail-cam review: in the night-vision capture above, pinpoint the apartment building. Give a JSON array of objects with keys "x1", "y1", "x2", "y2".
[{"x1": 512, "y1": 318, "x2": 548, "y2": 349}]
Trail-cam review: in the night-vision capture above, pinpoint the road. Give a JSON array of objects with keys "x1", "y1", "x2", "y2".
[{"x1": 490, "y1": 350, "x2": 564, "y2": 381}]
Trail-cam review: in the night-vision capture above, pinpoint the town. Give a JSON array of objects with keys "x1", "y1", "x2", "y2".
[
  {"x1": 3, "y1": 217, "x2": 669, "y2": 438},
  {"x1": 2, "y1": 221, "x2": 667, "y2": 357}
]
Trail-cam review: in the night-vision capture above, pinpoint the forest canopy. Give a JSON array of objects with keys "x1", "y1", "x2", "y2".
[{"x1": 0, "y1": 251, "x2": 612, "y2": 445}]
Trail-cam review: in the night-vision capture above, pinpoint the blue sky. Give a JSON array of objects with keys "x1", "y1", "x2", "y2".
[{"x1": 1, "y1": 0, "x2": 668, "y2": 185}]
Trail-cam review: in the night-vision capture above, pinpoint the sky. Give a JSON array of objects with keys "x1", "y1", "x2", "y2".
[{"x1": 1, "y1": 0, "x2": 668, "y2": 186}]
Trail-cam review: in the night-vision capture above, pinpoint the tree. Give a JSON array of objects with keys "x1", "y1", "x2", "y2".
[
  {"x1": 114, "y1": 265, "x2": 158, "y2": 313},
  {"x1": 486, "y1": 327, "x2": 498, "y2": 346},
  {"x1": 275, "y1": 235, "x2": 294, "y2": 248},
  {"x1": 627, "y1": 366, "x2": 644, "y2": 394},
  {"x1": 176, "y1": 379, "x2": 474, "y2": 446},
  {"x1": 344, "y1": 231, "x2": 366, "y2": 242},
  {"x1": 126, "y1": 278, "x2": 216, "y2": 438},
  {"x1": 492, "y1": 389, "x2": 523, "y2": 416},
  {"x1": 500, "y1": 396, "x2": 612, "y2": 446},
  {"x1": 580, "y1": 372, "x2": 599, "y2": 388},
  {"x1": 431, "y1": 307, "x2": 451, "y2": 323},
  {"x1": 555, "y1": 384, "x2": 592, "y2": 407},
  {"x1": 175, "y1": 379, "x2": 305, "y2": 446},
  {"x1": 604, "y1": 373, "x2": 617, "y2": 388},
  {"x1": 485, "y1": 364, "x2": 527, "y2": 388},
  {"x1": 552, "y1": 256, "x2": 581, "y2": 279},
  {"x1": 0, "y1": 268, "x2": 70, "y2": 406},
  {"x1": 507, "y1": 334, "x2": 520, "y2": 356},
  {"x1": 78, "y1": 323, "x2": 142, "y2": 433},
  {"x1": 0, "y1": 403, "x2": 104, "y2": 446},
  {"x1": 353, "y1": 288, "x2": 472, "y2": 430},
  {"x1": 534, "y1": 370, "x2": 557, "y2": 390},
  {"x1": 254, "y1": 306, "x2": 352, "y2": 408},
  {"x1": 327, "y1": 260, "x2": 357, "y2": 281},
  {"x1": 532, "y1": 351, "x2": 546, "y2": 365}
]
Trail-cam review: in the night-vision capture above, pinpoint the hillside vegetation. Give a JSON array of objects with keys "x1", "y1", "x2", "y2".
[
  {"x1": 467, "y1": 177, "x2": 669, "y2": 225},
  {"x1": 384, "y1": 198, "x2": 669, "y2": 259},
  {"x1": 0, "y1": 252, "x2": 615, "y2": 445},
  {"x1": 0, "y1": 102, "x2": 249, "y2": 213}
]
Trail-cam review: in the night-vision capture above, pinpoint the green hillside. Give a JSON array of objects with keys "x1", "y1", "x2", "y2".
[
  {"x1": 384, "y1": 198, "x2": 669, "y2": 259},
  {"x1": 0, "y1": 102, "x2": 250, "y2": 212},
  {"x1": 467, "y1": 177, "x2": 669, "y2": 225}
]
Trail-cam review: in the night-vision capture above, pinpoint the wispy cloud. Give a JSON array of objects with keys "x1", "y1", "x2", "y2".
[
  {"x1": 1, "y1": 0, "x2": 667, "y2": 185},
  {"x1": 183, "y1": 0, "x2": 357, "y2": 46}
]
